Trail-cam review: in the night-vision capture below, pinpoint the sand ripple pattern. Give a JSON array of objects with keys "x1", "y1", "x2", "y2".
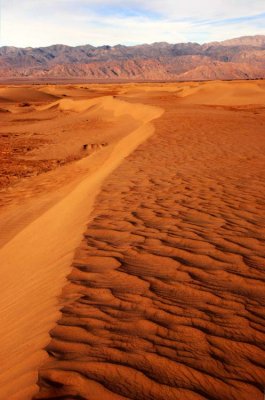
[{"x1": 36, "y1": 102, "x2": 265, "y2": 399}]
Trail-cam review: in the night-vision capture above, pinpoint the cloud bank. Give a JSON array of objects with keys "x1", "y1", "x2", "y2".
[{"x1": 1, "y1": 0, "x2": 264, "y2": 47}]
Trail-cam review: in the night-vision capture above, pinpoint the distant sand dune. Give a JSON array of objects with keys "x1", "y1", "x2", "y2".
[
  {"x1": 0, "y1": 87, "x2": 59, "y2": 103},
  {"x1": 176, "y1": 80, "x2": 265, "y2": 105}
]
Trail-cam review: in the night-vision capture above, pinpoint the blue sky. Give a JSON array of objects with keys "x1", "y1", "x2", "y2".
[{"x1": 0, "y1": 0, "x2": 265, "y2": 47}]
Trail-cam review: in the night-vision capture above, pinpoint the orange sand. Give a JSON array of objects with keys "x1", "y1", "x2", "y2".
[{"x1": 0, "y1": 80, "x2": 265, "y2": 400}]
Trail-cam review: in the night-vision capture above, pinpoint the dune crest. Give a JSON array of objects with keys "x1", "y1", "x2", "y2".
[
  {"x1": 0, "y1": 81, "x2": 264, "y2": 400},
  {"x1": 0, "y1": 91, "x2": 163, "y2": 400},
  {"x1": 34, "y1": 82, "x2": 265, "y2": 400}
]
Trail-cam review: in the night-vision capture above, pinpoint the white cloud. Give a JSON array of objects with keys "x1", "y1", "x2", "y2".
[
  {"x1": 0, "y1": 0, "x2": 264, "y2": 47},
  {"x1": 134, "y1": 0, "x2": 265, "y2": 20}
]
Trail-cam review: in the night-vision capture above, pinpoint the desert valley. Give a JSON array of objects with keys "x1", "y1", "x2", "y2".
[{"x1": 0, "y1": 79, "x2": 265, "y2": 400}]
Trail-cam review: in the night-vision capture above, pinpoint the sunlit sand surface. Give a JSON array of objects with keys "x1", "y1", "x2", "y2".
[{"x1": 0, "y1": 80, "x2": 265, "y2": 399}]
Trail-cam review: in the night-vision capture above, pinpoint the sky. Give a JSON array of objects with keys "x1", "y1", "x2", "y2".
[{"x1": 0, "y1": 0, "x2": 265, "y2": 47}]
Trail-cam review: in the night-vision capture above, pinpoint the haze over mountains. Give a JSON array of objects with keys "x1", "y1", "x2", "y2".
[{"x1": 0, "y1": 35, "x2": 265, "y2": 81}]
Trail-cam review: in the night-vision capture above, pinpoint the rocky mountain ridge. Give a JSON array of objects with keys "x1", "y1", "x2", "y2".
[{"x1": 0, "y1": 35, "x2": 264, "y2": 81}]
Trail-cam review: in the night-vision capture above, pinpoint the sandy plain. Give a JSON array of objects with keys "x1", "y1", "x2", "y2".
[{"x1": 0, "y1": 80, "x2": 265, "y2": 400}]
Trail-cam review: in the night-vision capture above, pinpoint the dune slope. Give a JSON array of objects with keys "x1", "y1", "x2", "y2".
[
  {"x1": 34, "y1": 83, "x2": 265, "y2": 399},
  {"x1": 0, "y1": 92, "x2": 162, "y2": 400}
]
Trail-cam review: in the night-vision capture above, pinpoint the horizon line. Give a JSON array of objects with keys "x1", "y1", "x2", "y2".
[{"x1": 1, "y1": 34, "x2": 264, "y2": 50}]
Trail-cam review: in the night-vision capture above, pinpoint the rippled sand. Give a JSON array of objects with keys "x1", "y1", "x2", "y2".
[{"x1": 0, "y1": 81, "x2": 265, "y2": 399}]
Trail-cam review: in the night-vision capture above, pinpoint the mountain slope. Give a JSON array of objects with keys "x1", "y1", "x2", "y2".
[{"x1": 0, "y1": 35, "x2": 264, "y2": 81}]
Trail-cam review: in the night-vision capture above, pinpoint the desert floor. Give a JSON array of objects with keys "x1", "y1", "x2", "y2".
[{"x1": 0, "y1": 80, "x2": 265, "y2": 400}]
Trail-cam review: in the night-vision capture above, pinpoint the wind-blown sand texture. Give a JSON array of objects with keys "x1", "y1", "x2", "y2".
[{"x1": 0, "y1": 80, "x2": 265, "y2": 400}]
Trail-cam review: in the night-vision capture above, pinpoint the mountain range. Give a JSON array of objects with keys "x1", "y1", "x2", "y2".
[{"x1": 0, "y1": 35, "x2": 265, "y2": 81}]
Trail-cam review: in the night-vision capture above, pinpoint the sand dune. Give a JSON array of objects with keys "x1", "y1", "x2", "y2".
[
  {"x1": 0, "y1": 81, "x2": 265, "y2": 400},
  {"x1": 0, "y1": 90, "x2": 162, "y2": 399},
  {"x1": 176, "y1": 81, "x2": 265, "y2": 105},
  {"x1": 0, "y1": 87, "x2": 59, "y2": 103}
]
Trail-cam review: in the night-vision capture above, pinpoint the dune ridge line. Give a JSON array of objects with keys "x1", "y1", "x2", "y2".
[{"x1": 0, "y1": 94, "x2": 163, "y2": 400}]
